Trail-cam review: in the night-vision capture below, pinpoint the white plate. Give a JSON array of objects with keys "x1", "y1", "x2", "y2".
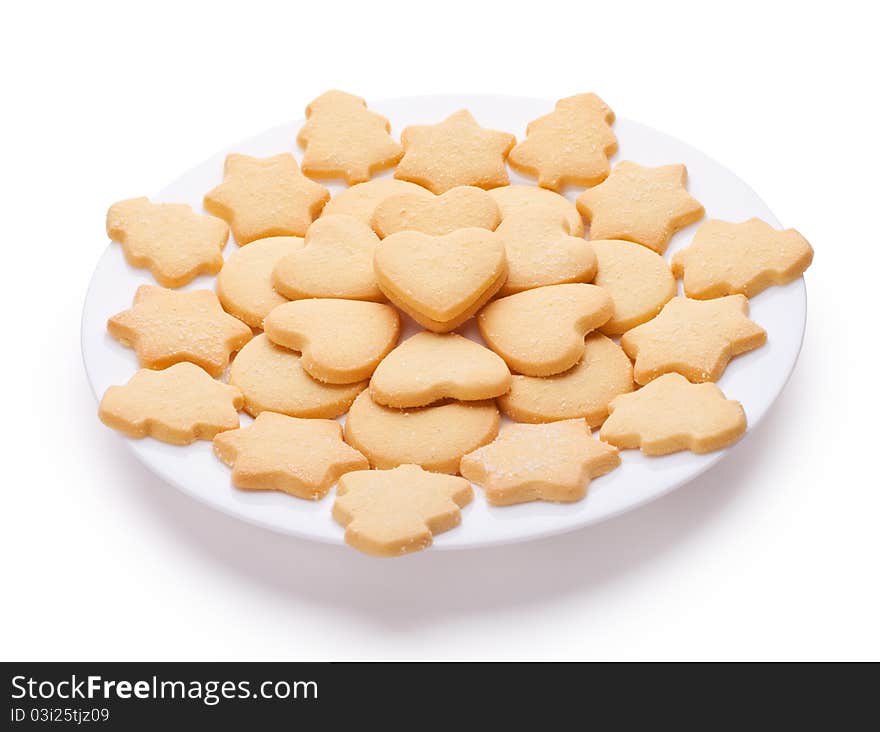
[{"x1": 81, "y1": 94, "x2": 806, "y2": 550}]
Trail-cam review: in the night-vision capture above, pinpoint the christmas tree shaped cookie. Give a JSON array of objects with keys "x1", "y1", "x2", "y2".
[{"x1": 297, "y1": 90, "x2": 403, "y2": 184}]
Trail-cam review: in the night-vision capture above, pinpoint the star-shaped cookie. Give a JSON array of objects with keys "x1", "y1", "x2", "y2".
[
  {"x1": 600, "y1": 373, "x2": 746, "y2": 455},
  {"x1": 460, "y1": 419, "x2": 620, "y2": 506},
  {"x1": 395, "y1": 110, "x2": 516, "y2": 194},
  {"x1": 106, "y1": 197, "x2": 228, "y2": 288},
  {"x1": 213, "y1": 411, "x2": 368, "y2": 500},
  {"x1": 576, "y1": 161, "x2": 705, "y2": 253},
  {"x1": 508, "y1": 93, "x2": 617, "y2": 191},
  {"x1": 671, "y1": 217, "x2": 814, "y2": 299},
  {"x1": 99, "y1": 362, "x2": 243, "y2": 445},
  {"x1": 621, "y1": 295, "x2": 767, "y2": 384},
  {"x1": 204, "y1": 153, "x2": 330, "y2": 244},
  {"x1": 333, "y1": 464, "x2": 473, "y2": 556},
  {"x1": 297, "y1": 90, "x2": 403, "y2": 184},
  {"x1": 107, "y1": 285, "x2": 253, "y2": 377}
]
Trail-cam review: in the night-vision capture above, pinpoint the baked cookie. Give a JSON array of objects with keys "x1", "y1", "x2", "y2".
[
  {"x1": 498, "y1": 333, "x2": 633, "y2": 427},
  {"x1": 600, "y1": 373, "x2": 747, "y2": 455},
  {"x1": 214, "y1": 411, "x2": 368, "y2": 500},
  {"x1": 671, "y1": 218, "x2": 814, "y2": 299},
  {"x1": 478, "y1": 283, "x2": 613, "y2": 376},
  {"x1": 496, "y1": 207, "x2": 597, "y2": 296},
  {"x1": 374, "y1": 228, "x2": 507, "y2": 332},
  {"x1": 576, "y1": 161, "x2": 704, "y2": 253},
  {"x1": 204, "y1": 153, "x2": 329, "y2": 244},
  {"x1": 591, "y1": 239, "x2": 676, "y2": 335},
  {"x1": 370, "y1": 331, "x2": 511, "y2": 408},
  {"x1": 343, "y1": 391, "x2": 500, "y2": 474},
  {"x1": 371, "y1": 185, "x2": 500, "y2": 238},
  {"x1": 489, "y1": 185, "x2": 584, "y2": 236},
  {"x1": 107, "y1": 285, "x2": 252, "y2": 377},
  {"x1": 216, "y1": 236, "x2": 302, "y2": 328},
  {"x1": 228, "y1": 334, "x2": 365, "y2": 418},
  {"x1": 621, "y1": 295, "x2": 767, "y2": 385},
  {"x1": 395, "y1": 110, "x2": 516, "y2": 194},
  {"x1": 107, "y1": 197, "x2": 228, "y2": 288},
  {"x1": 272, "y1": 215, "x2": 383, "y2": 302},
  {"x1": 333, "y1": 464, "x2": 473, "y2": 557},
  {"x1": 297, "y1": 90, "x2": 403, "y2": 184},
  {"x1": 98, "y1": 362, "x2": 242, "y2": 445},
  {"x1": 460, "y1": 419, "x2": 620, "y2": 506},
  {"x1": 263, "y1": 299, "x2": 400, "y2": 384},
  {"x1": 508, "y1": 93, "x2": 617, "y2": 191},
  {"x1": 320, "y1": 179, "x2": 428, "y2": 225}
]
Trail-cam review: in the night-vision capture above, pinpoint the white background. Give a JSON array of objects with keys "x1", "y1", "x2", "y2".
[{"x1": 2, "y1": 0, "x2": 877, "y2": 661}]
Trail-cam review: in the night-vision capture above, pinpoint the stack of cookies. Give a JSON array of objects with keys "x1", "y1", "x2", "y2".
[{"x1": 98, "y1": 90, "x2": 814, "y2": 557}]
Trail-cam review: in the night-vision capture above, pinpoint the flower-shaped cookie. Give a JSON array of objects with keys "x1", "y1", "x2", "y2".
[
  {"x1": 98, "y1": 363, "x2": 243, "y2": 445},
  {"x1": 576, "y1": 161, "x2": 704, "y2": 253},
  {"x1": 214, "y1": 411, "x2": 368, "y2": 500},
  {"x1": 204, "y1": 153, "x2": 329, "y2": 244},
  {"x1": 297, "y1": 90, "x2": 403, "y2": 184},
  {"x1": 671, "y1": 218, "x2": 814, "y2": 299},
  {"x1": 333, "y1": 464, "x2": 473, "y2": 557},
  {"x1": 107, "y1": 285, "x2": 252, "y2": 377},
  {"x1": 460, "y1": 419, "x2": 620, "y2": 506},
  {"x1": 600, "y1": 373, "x2": 747, "y2": 455},
  {"x1": 395, "y1": 110, "x2": 516, "y2": 194},
  {"x1": 621, "y1": 295, "x2": 767, "y2": 385},
  {"x1": 106, "y1": 197, "x2": 228, "y2": 288}
]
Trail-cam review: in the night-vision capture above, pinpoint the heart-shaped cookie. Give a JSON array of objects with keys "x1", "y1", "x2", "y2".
[
  {"x1": 478, "y1": 283, "x2": 613, "y2": 376},
  {"x1": 272, "y1": 214, "x2": 383, "y2": 302},
  {"x1": 371, "y1": 185, "x2": 500, "y2": 238},
  {"x1": 373, "y1": 227, "x2": 507, "y2": 332},
  {"x1": 370, "y1": 331, "x2": 511, "y2": 408},
  {"x1": 264, "y1": 299, "x2": 400, "y2": 384}
]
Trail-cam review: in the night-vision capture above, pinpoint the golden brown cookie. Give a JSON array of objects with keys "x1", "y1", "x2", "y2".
[
  {"x1": 343, "y1": 391, "x2": 500, "y2": 474},
  {"x1": 98, "y1": 362, "x2": 242, "y2": 445},
  {"x1": 508, "y1": 93, "x2": 617, "y2": 191},
  {"x1": 272, "y1": 215, "x2": 383, "y2": 302},
  {"x1": 263, "y1": 299, "x2": 400, "y2": 384},
  {"x1": 496, "y1": 207, "x2": 597, "y2": 296},
  {"x1": 460, "y1": 419, "x2": 620, "y2": 506},
  {"x1": 216, "y1": 236, "x2": 302, "y2": 328},
  {"x1": 214, "y1": 411, "x2": 369, "y2": 500},
  {"x1": 395, "y1": 110, "x2": 516, "y2": 194},
  {"x1": 498, "y1": 333, "x2": 633, "y2": 427},
  {"x1": 106, "y1": 197, "x2": 228, "y2": 288},
  {"x1": 371, "y1": 185, "x2": 500, "y2": 237},
  {"x1": 488, "y1": 185, "x2": 584, "y2": 236},
  {"x1": 320, "y1": 179, "x2": 428, "y2": 225},
  {"x1": 333, "y1": 464, "x2": 473, "y2": 556},
  {"x1": 297, "y1": 90, "x2": 403, "y2": 184},
  {"x1": 107, "y1": 285, "x2": 252, "y2": 377},
  {"x1": 576, "y1": 161, "x2": 704, "y2": 253},
  {"x1": 478, "y1": 284, "x2": 613, "y2": 376},
  {"x1": 228, "y1": 334, "x2": 365, "y2": 418},
  {"x1": 370, "y1": 331, "x2": 511, "y2": 408},
  {"x1": 374, "y1": 228, "x2": 507, "y2": 332},
  {"x1": 621, "y1": 295, "x2": 767, "y2": 385},
  {"x1": 204, "y1": 153, "x2": 329, "y2": 244},
  {"x1": 600, "y1": 373, "x2": 747, "y2": 455},
  {"x1": 591, "y1": 239, "x2": 676, "y2": 335},
  {"x1": 671, "y1": 218, "x2": 814, "y2": 299}
]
